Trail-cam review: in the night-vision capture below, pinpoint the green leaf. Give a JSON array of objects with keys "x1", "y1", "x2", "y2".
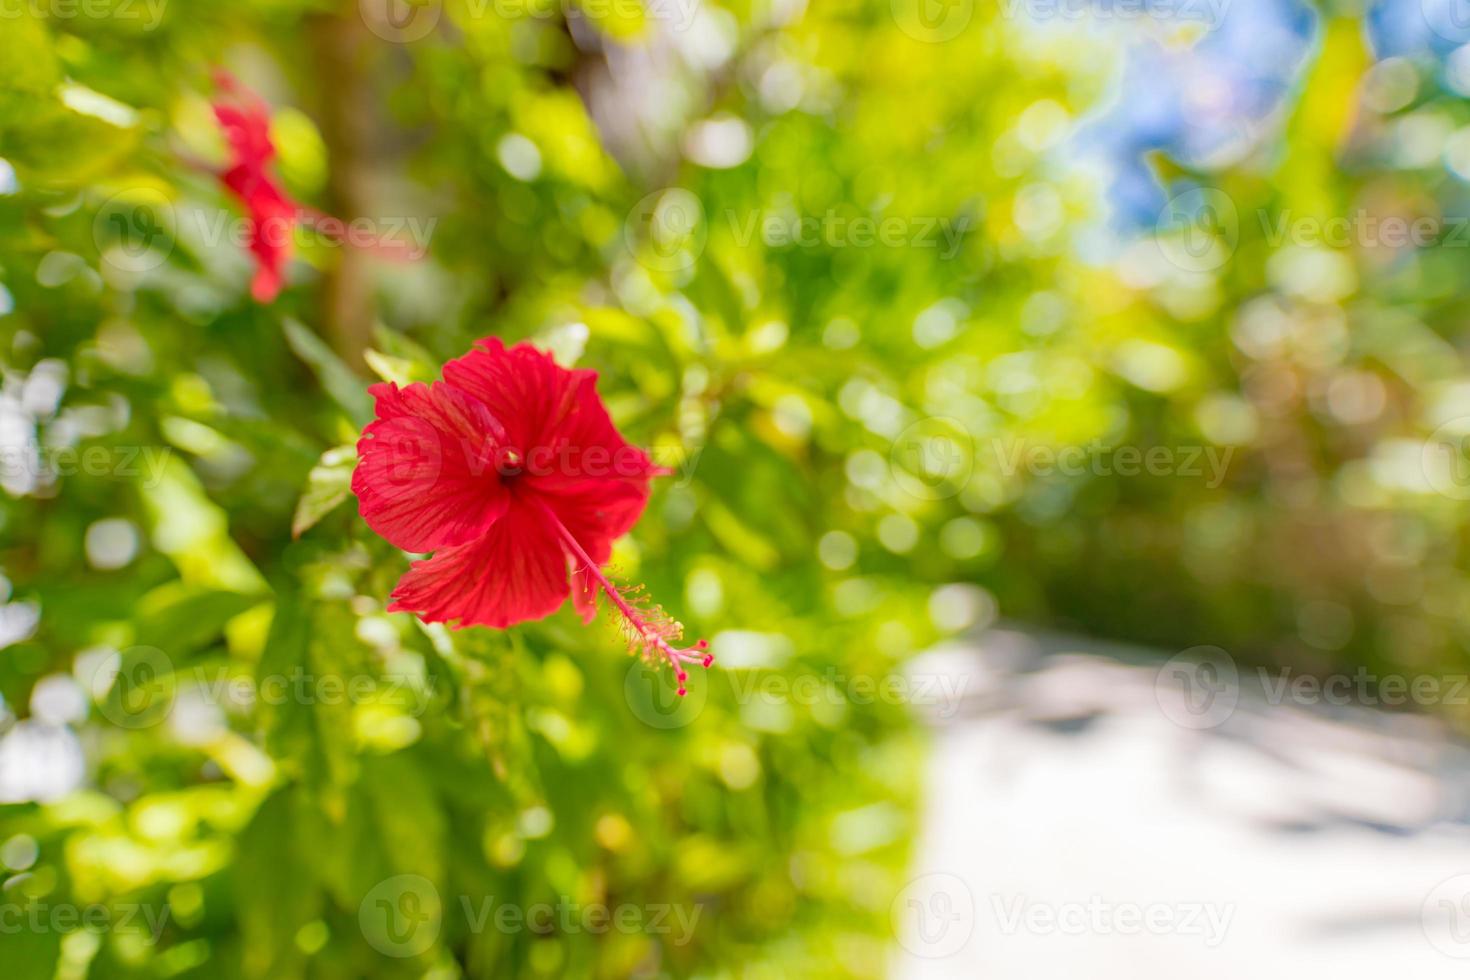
[
  {"x1": 370, "y1": 324, "x2": 438, "y2": 381},
  {"x1": 292, "y1": 445, "x2": 358, "y2": 538},
  {"x1": 135, "y1": 583, "x2": 271, "y2": 655},
  {"x1": 139, "y1": 456, "x2": 270, "y2": 595},
  {"x1": 282, "y1": 319, "x2": 373, "y2": 427},
  {"x1": 0, "y1": 919, "x2": 61, "y2": 980},
  {"x1": 0, "y1": 12, "x2": 58, "y2": 108},
  {"x1": 363, "y1": 751, "x2": 446, "y2": 883},
  {"x1": 257, "y1": 598, "x2": 367, "y2": 797},
  {"x1": 362, "y1": 348, "x2": 419, "y2": 386},
  {"x1": 236, "y1": 790, "x2": 320, "y2": 980}
]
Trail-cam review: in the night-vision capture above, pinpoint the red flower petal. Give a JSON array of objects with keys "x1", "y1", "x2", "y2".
[
  {"x1": 229, "y1": 177, "x2": 296, "y2": 303},
  {"x1": 544, "y1": 477, "x2": 650, "y2": 564},
  {"x1": 353, "y1": 381, "x2": 510, "y2": 553},
  {"x1": 554, "y1": 479, "x2": 652, "y2": 623},
  {"x1": 526, "y1": 381, "x2": 660, "y2": 493},
  {"x1": 213, "y1": 104, "x2": 275, "y2": 169},
  {"x1": 213, "y1": 75, "x2": 299, "y2": 303},
  {"x1": 570, "y1": 563, "x2": 601, "y2": 624},
  {"x1": 447, "y1": 336, "x2": 658, "y2": 532},
  {"x1": 442, "y1": 339, "x2": 591, "y2": 451},
  {"x1": 387, "y1": 498, "x2": 569, "y2": 628},
  {"x1": 250, "y1": 263, "x2": 284, "y2": 304}
]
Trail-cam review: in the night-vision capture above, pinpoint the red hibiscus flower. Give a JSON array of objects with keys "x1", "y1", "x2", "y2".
[
  {"x1": 352, "y1": 338, "x2": 712, "y2": 695},
  {"x1": 211, "y1": 71, "x2": 299, "y2": 303}
]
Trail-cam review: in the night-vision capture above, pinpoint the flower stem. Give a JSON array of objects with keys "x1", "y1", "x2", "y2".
[{"x1": 531, "y1": 499, "x2": 711, "y2": 696}]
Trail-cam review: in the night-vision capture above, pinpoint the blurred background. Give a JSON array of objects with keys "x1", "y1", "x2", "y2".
[{"x1": 3, "y1": 0, "x2": 1470, "y2": 976}]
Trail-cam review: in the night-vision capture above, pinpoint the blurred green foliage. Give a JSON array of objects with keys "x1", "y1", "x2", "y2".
[{"x1": 2, "y1": 0, "x2": 1470, "y2": 976}]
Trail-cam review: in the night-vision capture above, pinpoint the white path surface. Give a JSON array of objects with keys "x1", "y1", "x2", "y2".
[{"x1": 890, "y1": 628, "x2": 1470, "y2": 978}]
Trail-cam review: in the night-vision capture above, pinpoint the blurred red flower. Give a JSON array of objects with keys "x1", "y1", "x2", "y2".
[{"x1": 211, "y1": 71, "x2": 298, "y2": 303}]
